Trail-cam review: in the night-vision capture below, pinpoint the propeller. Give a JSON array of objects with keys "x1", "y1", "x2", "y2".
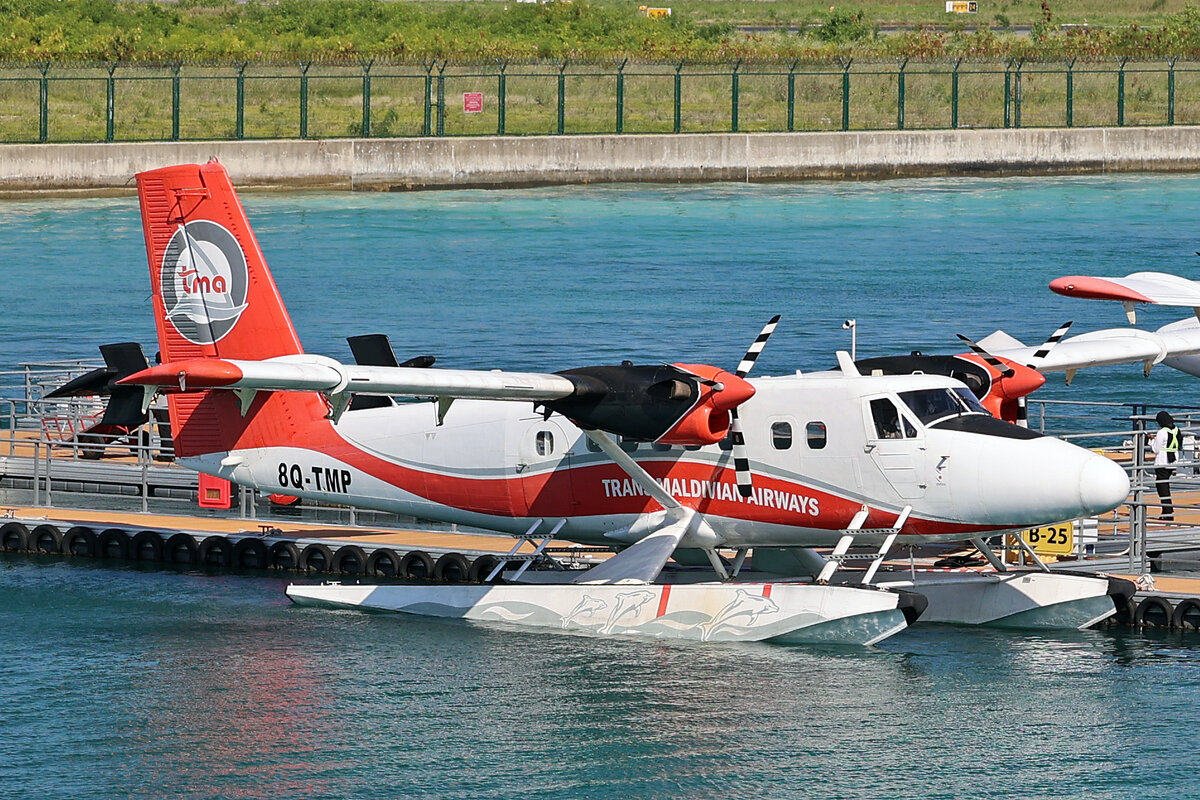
[
  {"x1": 957, "y1": 322, "x2": 1072, "y2": 426},
  {"x1": 955, "y1": 333, "x2": 1015, "y2": 378},
  {"x1": 1026, "y1": 321, "x2": 1073, "y2": 367},
  {"x1": 731, "y1": 315, "x2": 781, "y2": 498}
]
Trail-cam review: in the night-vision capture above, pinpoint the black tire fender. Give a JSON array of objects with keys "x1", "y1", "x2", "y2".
[
  {"x1": 399, "y1": 550, "x2": 434, "y2": 580},
  {"x1": 232, "y1": 538, "x2": 268, "y2": 570},
  {"x1": 299, "y1": 543, "x2": 334, "y2": 574},
  {"x1": 197, "y1": 536, "x2": 232, "y2": 567},
  {"x1": 130, "y1": 530, "x2": 163, "y2": 562},
  {"x1": 30, "y1": 524, "x2": 62, "y2": 554},
  {"x1": 97, "y1": 528, "x2": 130, "y2": 560},
  {"x1": 0, "y1": 522, "x2": 30, "y2": 552},
  {"x1": 1172, "y1": 598, "x2": 1200, "y2": 630},
  {"x1": 365, "y1": 548, "x2": 400, "y2": 578},
  {"x1": 164, "y1": 533, "x2": 198, "y2": 565},
  {"x1": 267, "y1": 541, "x2": 301, "y2": 571},
  {"x1": 468, "y1": 554, "x2": 503, "y2": 584},
  {"x1": 1134, "y1": 596, "x2": 1174, "y2": 628},
  {"x1": 63, "y1": 526, "x2": 97, "y2": 557},
  {"x1": 331, "y1": 545, "x2": 367, "y2": 576},
  {"x1": 434, "y1": 552, "x2": 470, "y2": 583}
]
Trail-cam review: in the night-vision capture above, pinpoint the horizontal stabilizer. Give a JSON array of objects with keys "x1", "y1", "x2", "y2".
[{"x1": 976, "y1": 330, "x2": 1027, "y2": 351}]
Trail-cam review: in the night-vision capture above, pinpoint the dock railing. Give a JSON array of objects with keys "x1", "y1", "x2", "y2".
[{"x1": 1029, "y1": 398, "x2": 1200, "y2": 574}]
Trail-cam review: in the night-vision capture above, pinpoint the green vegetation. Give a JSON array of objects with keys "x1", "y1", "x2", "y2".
[{"x1": 4, "y1": 0, "x2": 1200, "y2": 65}]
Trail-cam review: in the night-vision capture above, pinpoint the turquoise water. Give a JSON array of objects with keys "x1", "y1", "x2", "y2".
[
  {"x1": 5, "y1": 175, "x2": 1200, "y2": 798},
  {"x1": 2, "y1": 555, "x2": 1200, "y2": 800},
  {"x1": 2, "y1": 174, "x2": 1199, "y2": 406}
]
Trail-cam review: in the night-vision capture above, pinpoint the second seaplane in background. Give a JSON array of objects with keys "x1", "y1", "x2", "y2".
[{"x1": 82, "y1": 161, "x2": 1140, "y2": 646}]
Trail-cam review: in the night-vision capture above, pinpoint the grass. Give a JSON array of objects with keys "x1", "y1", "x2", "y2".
[{"x1": 4, "y1": 0, "x2": 1200, "y2": 64}]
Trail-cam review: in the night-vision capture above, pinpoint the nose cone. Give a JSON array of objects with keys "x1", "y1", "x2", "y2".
[
  {"x1": 1079, "y1": 455, "x2": 1131, "y2": 516},
  {"x1": 710, "y1": 371, "x2": 756, "y2": 410}
]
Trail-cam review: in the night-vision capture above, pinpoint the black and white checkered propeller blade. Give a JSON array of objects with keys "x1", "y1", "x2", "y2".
[
  {"x1": 732, "y1": 315, "x2": 780, "y2": 498},
  {"x1": 955, "y1": 333, "x2": 1015, "y2": 378},
  {"x1": 1026, "y1": 320, "x2": 1073, "y2": 368}
]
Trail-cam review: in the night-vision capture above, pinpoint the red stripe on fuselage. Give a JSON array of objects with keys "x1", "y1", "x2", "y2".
[{"x1": 259, "y1": 417, "x2": 997, "y2": 539}]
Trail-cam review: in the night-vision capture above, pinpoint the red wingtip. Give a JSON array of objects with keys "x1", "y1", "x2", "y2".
[{"x1": 1050, "y1": 276, "x2": 1152, "y2": 303}]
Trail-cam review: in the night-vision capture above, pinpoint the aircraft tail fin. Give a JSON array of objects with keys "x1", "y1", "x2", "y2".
[{"x1": 136, "y1": 161, "x2": 326, "y2": 458}]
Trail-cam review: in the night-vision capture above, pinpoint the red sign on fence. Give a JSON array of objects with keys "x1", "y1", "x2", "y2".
[{"x1": 463, "y1": 92, "x2": 483, "y2": 113}]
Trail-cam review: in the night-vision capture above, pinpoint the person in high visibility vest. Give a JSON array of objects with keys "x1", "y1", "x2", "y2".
[{"x1": 1151, "y1": 411, "x2": 1182, "y2": 521}]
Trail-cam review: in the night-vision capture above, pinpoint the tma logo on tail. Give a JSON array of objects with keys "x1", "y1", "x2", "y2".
[{"x1": 160, "y1": 220, "x2": 249, "y2": 345}]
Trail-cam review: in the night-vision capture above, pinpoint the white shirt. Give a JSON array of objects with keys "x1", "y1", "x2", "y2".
[{"x1": 1151, "y1": 427, "x2": 1179, "y2": 466}]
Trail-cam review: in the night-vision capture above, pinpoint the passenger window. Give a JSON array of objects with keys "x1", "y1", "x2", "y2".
[
  {"x1": 806, "y1": 421, "x2": 827, "y2": 450},
  {"x1": 718, "y1": 432, "x2": 734, "y2": 451},
  {"x1": 585, "y1": 436, "x2": 601, "y2": 453},
  {"x1": 619, "y1": 437, "x2": 639, "y2": 453},
  {"x1": 683, "y1": 444, "x2": 702, "y2": 452},
  {"x1": 535, "y1": 430, "x2": 554, "y2": 456},
  {"x1": 870, "y1": 398, "x2": 905, "y2": 440},
  {"x1": 771, "y1": 421, "x2": 792, "y2": 450},
  {"x1": 651, "y1": 442, "x2": 673, "y2": 452}
]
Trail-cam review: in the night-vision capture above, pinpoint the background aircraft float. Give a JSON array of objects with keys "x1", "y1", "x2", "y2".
[{"x1": 90, "y1": 162, "x2": 1137, "y2": 645}]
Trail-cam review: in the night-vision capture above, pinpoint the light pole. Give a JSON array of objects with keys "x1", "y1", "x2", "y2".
[{"x1": 842, "y1": 319, "x2": 857, "y2": 360}]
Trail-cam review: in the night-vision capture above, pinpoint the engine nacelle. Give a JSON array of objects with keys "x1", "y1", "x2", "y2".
[{"x1": 547, "y1": 363, "x2": 755, "y2": 445}]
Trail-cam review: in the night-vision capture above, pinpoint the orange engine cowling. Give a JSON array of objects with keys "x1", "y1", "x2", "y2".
[
  {"x1": 657, "y1": 364, "x2": 755, "y2": 446},
  {"x1": 962, "y1": 355, "x2": 1045, "y2": 422}
]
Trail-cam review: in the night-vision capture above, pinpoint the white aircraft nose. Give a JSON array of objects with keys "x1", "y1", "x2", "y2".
[{"x1": 1078, "y1": 455, "x2": 1130, "y2": 516}]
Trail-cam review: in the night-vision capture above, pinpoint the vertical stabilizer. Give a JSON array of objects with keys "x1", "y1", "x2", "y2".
[{"x1": 136, "y1": 161, "x2": 325, "y2": 458}]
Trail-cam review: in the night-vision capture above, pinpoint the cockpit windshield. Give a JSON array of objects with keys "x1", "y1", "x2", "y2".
[{"x1": 899, "y1": 387, "x2": 987, "y2": 425}]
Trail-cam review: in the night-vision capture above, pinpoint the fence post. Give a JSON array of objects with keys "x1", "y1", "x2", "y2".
[
  {"x1": 838, "y1": 57, "x2": 852, "y2": 131},
  {"x1": 105, "y1": 62, "x2": 116, "y2": 142},
  {"x1": 786, "y1": 59, "x2": 797, "y2": 132},
  {"x1": 1117, "y1": 56, "x2": 1128, "y2": 127},
  {"x1": 1168, "y1": 56, "x2": 1177, "y2": 126},
  {"x1": 673, "y1": 61, "x2": 684, "y2": 133},
  {"x1": 730, "y1": 59, "x2": 742, "y2": 132},
  {"x1": 1003, "y1": 60, "x2": 1012, "y2": 128},
  {"x1": 557, "y1": 59, "x2": 568, "y2": 135},
  {"x1": 360, "y1": 58, "x2": 373, "y2": 138},
  {"x1": 37, "y1": 61, "x2": 49, "y2": 143},
  {"x1": 436, "y1": 60, "x2": 446, "y2": 136},
  {"x1": 615, "y1": 58, "x2": 627, "y2": 134},
  {"x1": 1013, "y1": 59, "x2": 1023, "y2": 129},
  {"x1": 896, "y1": 58, "x2": 907, "y2": 130},
  {"x1": 497, "y1": 59, "x2": 508, "y2": 135},
  {"x1": 423, "y1": 60, "x2": 434, "y2": 136},
  {"x1": 1130, "y1": 404, "x2": 1147, "y2": 573},
  {"x1": 951, "y1": 58, "x2": 961, "y2": 129},
  {"x1": 1065, "y1": 57, "x2": 1074, "y2": 127},
  {"x1": 298, "y1": 60, "x2": 311, "y2": 139},
  {"x1": 171, "y1": 61, "x2": 182, "y2": 141},
  {"x1": 235, "y1": 61, "x2": 247, "y2": 139}
]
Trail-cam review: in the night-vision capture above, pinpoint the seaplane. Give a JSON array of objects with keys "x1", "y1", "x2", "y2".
[{"x1": 99, "y1": 161, "x2": 1138, "y2": 646}]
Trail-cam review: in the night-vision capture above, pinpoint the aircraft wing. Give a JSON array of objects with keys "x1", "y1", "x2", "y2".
[
  {"x1": 1050, "y1": 272, "x2": 1200, "y2": 307},
  {"x1": 119, "y1": 354, "x2": 579, "y2": 401},
  {"x1": 977, "y1": 322, "x2": 1200, "y2": 377}
]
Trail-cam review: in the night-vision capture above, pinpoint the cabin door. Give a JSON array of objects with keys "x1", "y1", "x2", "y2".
[{"x1": 862, "y1": 396, "x2": 926, "y2": 499}]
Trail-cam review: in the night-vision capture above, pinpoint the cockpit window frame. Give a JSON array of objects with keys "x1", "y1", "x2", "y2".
[{"x1": 899, "y1": 387, "x2": 988, "y2": 427}]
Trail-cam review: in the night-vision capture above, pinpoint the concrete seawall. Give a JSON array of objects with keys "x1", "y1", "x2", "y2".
[{"x1": 3, "y1": 127, "x2": 1200, "y2": 193}]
